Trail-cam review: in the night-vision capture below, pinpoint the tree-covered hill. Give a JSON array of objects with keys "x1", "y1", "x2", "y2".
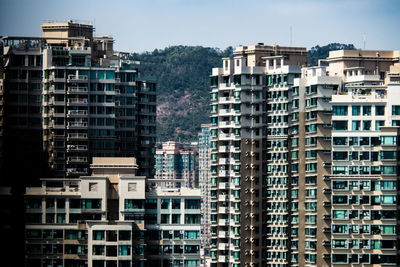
[
  {"x1": 308, "y1": 43, "x2": 356, "y2": 66},
  {"x1": 133, "y1": 43, "x2": 355, "y2": 142},
  {"x1": 133, "y1": 46, "x2": 233, "y2": 142}
]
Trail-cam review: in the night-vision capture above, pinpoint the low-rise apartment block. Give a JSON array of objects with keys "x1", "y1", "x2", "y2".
[{"x1": 24, "y1": 157, "x2": 201, "y2": 267}]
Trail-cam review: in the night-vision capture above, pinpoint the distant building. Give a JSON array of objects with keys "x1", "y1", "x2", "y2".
[
  {"x1": 154, "y1": 141, "x2": 196, "y2": 188},
  {"x1": 24, "y1": 157, "x2": 201, "y2": 267},
  {"x1": 198, "y1": 124, "x2": 212, "y2": 247}
]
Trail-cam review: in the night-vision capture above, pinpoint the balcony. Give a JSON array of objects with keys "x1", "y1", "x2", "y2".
[
  {"x1": 218, "y1": 146, "x2": 228, "y2": 152},
  {"x1": 218, "y1": 231, "x2": 229, "y2": 238},
  {"x1": 218, "y1": 121, "x2": 236, "y2": 128},
  {"x1": 323, "y1": 188, "x2": 331, "y2": 194},
  {"x1": 218, "y1": 109, "x2": 238, "y2": 116},
  {"x1": 218, "y1": 195, "x2": 228, "y2": 201},
  {"x1": 67, "y1": 75, "x2": 88, "y2": 82},
  {"x1": 323, "y1": 201, "x2": 331, "y2": 207},
  {"x1": 66, "y1": 168, "x2": 88, "y2": 176},
  {"x1": 323, "y1": 214, "x2": 331, "y2": 220},
  {"x1": 67, "y1": 110, "x2": 88, "y2": 117},
  {"x1": 67, "y1": 98, "x2": 88, "y2": 105},
  {"x1": 67, "y1": 87, "x2": 88, "y2": 94},
  {"x1": 67, "y1": 145, "x2": 88, "y2": 151},
  {"x1": 219, "y1": 133, "x2": 237, "y2": 140},
  {"x1": 218, "y1": 182, "x2": 229, "y2": 189},
  {"x1": 67, "y1": 122, "x2": 88, "y2": 128},
  {"x1": 67, "y1": 133, "x2": 88, "y2": 139},
  {"x1": 67, "y1": 157, "x2": 88, "y2": 163}
]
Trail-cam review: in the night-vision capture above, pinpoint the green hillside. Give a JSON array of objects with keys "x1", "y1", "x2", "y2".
[{"x1": 133, "y1": 43, "x2": 355, "y2": 142}]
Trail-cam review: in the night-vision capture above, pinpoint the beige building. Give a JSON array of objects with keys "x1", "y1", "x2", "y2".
[
  {"x1": 209, "y1": 44, "x2": 308, "y2": 267},
  {"x1": 24, "y1": 157, "x2": 202, "y2": 267},
  {"x1": 210, "y1": 45, "x2": 400, "y2": 267},
  {"x1": 1, "y1": 21, "x2": 156, "y2": 181}
]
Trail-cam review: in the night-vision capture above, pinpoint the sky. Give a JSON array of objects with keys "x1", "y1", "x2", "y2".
[{"x1": 0, "y1": 0, "x2": 399, "y2": 53}]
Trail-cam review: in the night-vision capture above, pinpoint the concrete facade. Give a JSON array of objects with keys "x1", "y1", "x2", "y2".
[
  {"x1": 0, "y1": 21, "x2": 156, "y2": 181},
  {"x1": 24, "y1": 157, "x2": 201, "y2": 267}
]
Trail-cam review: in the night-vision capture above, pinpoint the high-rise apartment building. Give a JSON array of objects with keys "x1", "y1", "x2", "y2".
[
  {"x1": 0, "y1": 21, "x2": 156, "y2": 181},
  {"x1": 24, "y1": 157, "x2": 201, "y2": 267},
  {"x1": 209, "y1": 44, "x2": 307, "y2": 267},
  {"x1": 328, "y1": 50, "x2": 400, "y2": 266},
  {"x1": 154, "y1": 141, "x2": 196, "y2": 188},
  {"x1": 198, "y1": 124, "x2": 212, "y2": 247},
  {"x1": 0, "y1": 36, "x2": 48, "y2": 184},
  {"x1": 291, "y1": 66, "x2": 341, "y2": 266},
  {"x1": 210, "y1": 45, "x2": 400, "y2": 267}
]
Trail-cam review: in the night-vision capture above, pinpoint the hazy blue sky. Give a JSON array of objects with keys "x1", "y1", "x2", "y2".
[{"x1": 1, "y1": 0, "x2": 399, "y2": 52}]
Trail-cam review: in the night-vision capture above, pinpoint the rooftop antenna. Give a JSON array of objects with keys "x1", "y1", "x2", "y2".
[
  {"x1": 290, "y1": 26, "x2": 292, "y2": 46},
  {"x1": 363, "y1": 33, "x2": 366, "y2": 50}
]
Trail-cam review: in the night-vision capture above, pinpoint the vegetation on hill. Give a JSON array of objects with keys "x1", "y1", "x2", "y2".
[
  {"x1": 308, "y1": 43, "x2": 356, "y2": 66},
  {"x1": 133, "y1": 46, "x2": 233, "y2": 142},
  {"x1": 133, "y1": 43, "x2": 355, "y2": 142}
]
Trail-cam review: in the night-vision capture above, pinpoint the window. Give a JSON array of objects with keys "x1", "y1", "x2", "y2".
[
  {"x1": 352, "y1": 120, "x2": 360, "y2": 131},
  {"x1": 89, "y1": 183, "x2": 98, "y2": 192},
  {"x1": 333, "y1": 151, "x2": 348, "y2": 161},
  {"x1": 363, "y1": 120, "x2": 371, "y2": 130},
  {"x1": 185, "y1": 214, "x2": 200, "y2": 224},
  {"x1": 333, "y1": 137, "x2": 347, "y2": 146},
  {"x1": 381, "y1": 136, "x2": 396, "y2": 145},
  {"x1": 332, "y1": 224, "x2": 348, "y2": 234},
  {"x1": 392, "y1": 105, "x2": 400, "y2": 115},
  {"x1": 292, "y1": 138, "x2": 298, "y2": 147},
  {"x1": 332, "y1": 181, "x2": 348, "y2": 190},
  {"x1": 171, "y1": 214, "x2": 181, "y2": 224},
  {"x1": 161, "y1": 214, "x2": 170, "y2": 224},
  {"x1": 376, "y1": 105, "x2": 385, "y2": 116},
  {"x1": 145, "y1": 199, "x2": 157, "y2": 209},
  {"x1": 161, "y1": 199, "x2": 170, "y2": 209},
  {"x1": 128, "y1": 183, "x2": 137, "y2": 192},
  {"x1": 333, "y1": 210, "x2": 347, "y2": 219},
  {"x1": 375, "y1": 120, "x2": 384, "y2": 130},
  {"x1": 352, "y1": 105, "x2": 361, "y2": 116},
  {"x1": 333, "y1": 105, "x2": 348, "y2": 116},
  {"x1": 184, "y1": 231, "x2": 199, "y2": 239},
  {"x1": 185, "y1": 199, "x2": 200, "y2": 209},
  {"x1": 363, "y1": 105, "x2": 371, "y2": 116},
  {"x1": 333, "y1": 195, "x2": 348, "y2": 204},
  {"x1": 172, "y1": 199, "x2": 181, "y2": 209},
  {"x1": 332, "y1": 121, "x2": 348, "y2": 131}
]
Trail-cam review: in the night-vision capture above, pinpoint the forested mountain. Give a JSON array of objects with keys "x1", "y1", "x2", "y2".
[
  {"x1": 133, "y1": 46, "x2": 233, "y2": 142},
  {"x1": 133, "y1": 43, "x2": 355, "y2": 142},
  {"x1": 308, "y1": 43, "x2": 356, "y2": 66}
]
